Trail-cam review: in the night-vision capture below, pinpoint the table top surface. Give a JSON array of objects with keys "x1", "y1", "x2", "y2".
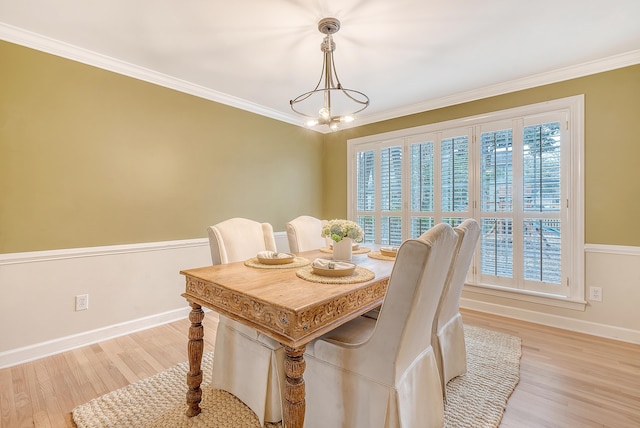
[{"x1": 181, "y1": 247, "x2": 395, "y2": 348}]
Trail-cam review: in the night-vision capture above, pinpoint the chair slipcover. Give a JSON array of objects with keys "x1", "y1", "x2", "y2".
[
  {"x1": 303, "y1": 223, "x2": 458, "y2": 428},
  {"x1": 208, "y1": 217, "x2": 277, "y2": 266},
  {"x1": 285, "y1": 215, "x2": 327, "y2": 253},
  {"x1": 207, "y1": 218, "x2": 284, "y2": 425},
  {"x1": 434, "y1": 219, "x2": 480, "y2": 393}
]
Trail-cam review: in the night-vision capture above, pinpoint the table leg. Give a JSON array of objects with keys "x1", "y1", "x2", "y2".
[
  {"x1": 186, "y1": 301, "x2": 204, "y2": 417},
  {"x1": 283, "y1": 345, "x2": 306, "y2": 428}
]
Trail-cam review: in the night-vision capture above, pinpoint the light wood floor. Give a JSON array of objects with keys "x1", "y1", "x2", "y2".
[{"x1": 1, "y1": 309, "x2": 639, "y2": 428}]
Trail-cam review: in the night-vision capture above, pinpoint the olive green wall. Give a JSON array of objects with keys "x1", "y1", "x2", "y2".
[
  {"x1": 0, "y1": 41, "x2": 324, "y2": 254},
  {"x1": 322, "y1": 64, "x2": 640, "y2": 247},
  {"x1": 2, "y1": 39, "x2": 638, "y2": 254}
]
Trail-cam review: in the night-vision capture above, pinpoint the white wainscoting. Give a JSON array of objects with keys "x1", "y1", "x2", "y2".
[
  {"x1": 0, "y1": 238, "x2": 214, "y2": 368},
  {"x1": 462, "y1": 243, "x2": 640, "y2": 344},
  {"x1": 0, "y1": 233, "x2": 291, "y2": 368},
  {"x1": 1, "y1": 238, "x2": 637, "y2": 368}
]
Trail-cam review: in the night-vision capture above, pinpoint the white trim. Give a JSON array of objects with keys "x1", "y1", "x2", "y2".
[
  {"x1": 0, "y1": 238, "x2": 209, "y2": 265},
  {"x1": 2, "y1": 22, "x2": 639, "y2": 131},
  {"x1": 461, "y1": 298, "x2": 640, "y2": 345},
  {"x1": 355, "y1": 50, "x2": 640, "y2": 128},
  {"x1": 0, "y1": 23, "x2": 300, "y2": 127},
  {"x1": 0, "y1": 307, "x2": 202, "y2": 369},
  {"x1": 349, "y1": 96, "x2": 584, "y2": 145},
  {"x1": 349, "y1": 96, "x2": 585, "y2": 302},
  {"x1": 464, "y1": 284, "x2": 587, "y2": 311},
  {"x1": 585, "y1": 243, "x2": 640, "y2": 256}
]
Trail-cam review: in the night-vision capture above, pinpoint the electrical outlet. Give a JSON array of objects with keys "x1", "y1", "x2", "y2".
[
  {"x1": 589, "y1": 287, "x2": 602, "y2": 302},
  {"x1": 75, "y1": 294, "x2": 89, "y2": 311}
]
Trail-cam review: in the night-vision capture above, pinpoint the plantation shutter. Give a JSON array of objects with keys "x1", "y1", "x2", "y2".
[
  {"x1": 440, "y1": 132, "x2": 470, "y2": 227},
  {"x1": 356, "y1": 150, "x2": 376, "y2": 243},
  {"x1": 522, "y1": 119, "x2": 563, "y2": 286},
  {"x1": 478, "y1": 125, "x2": 514, "y2": 282},
  {"x1": 409, "y1": 137, "x2": 435, "y2": 237},
  {"x1": 348, "y1": 97, "x2": 580, "y2": 301},
  {"x1": 380, "y1": 145, "x2": 403, "y2": 245}
]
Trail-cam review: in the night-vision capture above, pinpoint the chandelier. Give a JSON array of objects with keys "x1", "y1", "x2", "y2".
[{"x1": 290, "y1": 18, "x2": 369, "y2": 131}]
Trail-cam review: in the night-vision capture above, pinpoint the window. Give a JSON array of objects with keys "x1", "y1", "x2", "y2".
[{"x1": 347, "y1": 96, "x2": 584, "y2": 306}]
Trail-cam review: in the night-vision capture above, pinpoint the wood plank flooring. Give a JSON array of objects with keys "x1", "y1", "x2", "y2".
[
  {"x1": 0, "y1": 315, "x2": 218, "y2": 428},
  {"x1": 464, "y1": 310, "x2": 640, "y2": 428},
  {"x1": 1, "y1": 309, "x2": 639, "y2": 427}
]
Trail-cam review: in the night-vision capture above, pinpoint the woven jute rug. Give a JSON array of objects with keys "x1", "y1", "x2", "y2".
[{"x1": 72, "y1": 326, "x2": 521, "y2": 428}]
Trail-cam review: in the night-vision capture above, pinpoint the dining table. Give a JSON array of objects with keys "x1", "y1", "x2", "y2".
[{"x1": 180, "y1": 245, "x2": 395, "y2": 428}]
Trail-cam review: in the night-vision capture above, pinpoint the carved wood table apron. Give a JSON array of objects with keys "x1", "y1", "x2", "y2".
[{"x1": 181, "y1": 248, "x2": 393, "y2": 428}]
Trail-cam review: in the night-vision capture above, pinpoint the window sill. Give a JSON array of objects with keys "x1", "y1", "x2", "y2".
[{"x1": 463, "y1": 283, "x2": 587, "y2": 311}]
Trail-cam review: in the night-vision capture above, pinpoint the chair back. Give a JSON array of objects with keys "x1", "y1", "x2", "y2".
[
  {"x1": 437, "y1": 219, "x2": 480, "y2": 328},
  {"x1": 286, "y1": 215, "x2": 327, "y2": 253},
  {"x1": 364, "y1": 223, "x2": 458, "y2": 383},
  {"x1": 207, "y1": 217, "x2": 277, "y2": 265}
]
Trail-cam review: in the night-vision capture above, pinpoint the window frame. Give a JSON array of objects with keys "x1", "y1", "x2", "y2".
[{"x1": 347, "y1": 95, "x2": 585, "y2": 309}]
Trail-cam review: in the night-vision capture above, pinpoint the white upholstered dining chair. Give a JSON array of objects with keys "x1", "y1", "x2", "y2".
[
  {"x1": 302, "y1": 223, "x2": 459, "y2": 428},
  {"x1": 434, "y1": 218, "x2": 480, "y2": 394},
  {"x1": 285, "y1": 215, "x2": 327, "y2": 253},
  {"x1": 206, "y1": 217, "x2": 284, "y2": 425}
]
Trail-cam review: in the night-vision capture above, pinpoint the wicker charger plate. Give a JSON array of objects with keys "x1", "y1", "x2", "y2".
[
  {"x1": 368, "y1": 251, "x2": 397, "y2": 261},
  {"x1": 320, "y1": 246, "x2": 371, "y2": 255},
  {"x1": 244, "y1": 257, "x2": 311, "y2": 269},
  {"x1": 257, "y1": 253, "x2": 295, "y2": 265},
  {"x1": 312, "y1": 262, "x2": 356, "y2": 277},
  {"x1": 296, "y1": 265, "x2": 375, "y2": 284}
]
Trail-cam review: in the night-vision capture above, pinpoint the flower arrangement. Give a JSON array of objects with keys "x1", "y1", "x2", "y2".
[{"x1": 322, "y1": 219, "x2": 364, "y2": 243}]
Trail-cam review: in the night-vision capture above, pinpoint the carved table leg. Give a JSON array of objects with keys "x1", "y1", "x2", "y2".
[
  {"x1": 283, "y1": 345, "x2": 306, "y2": 428},
  {"x1": 186, "y1": 301, "x2": 204, "y2": 417}
]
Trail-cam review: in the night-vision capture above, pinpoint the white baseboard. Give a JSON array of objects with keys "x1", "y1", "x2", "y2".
[
  {"x1": 461, "y1": 298, "x2": 640, "y2": 344},
  {"x1": 0, "y1": 307, "x2": 196, "y2": 369}
]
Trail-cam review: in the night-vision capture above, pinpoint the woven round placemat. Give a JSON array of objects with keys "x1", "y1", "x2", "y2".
[
  {"x1": 295, "y1": 265, "x2": 375, "y2": 284},
  {"x1": 319, "y1": 246, "x2": 371, "y2": 255},
  {"x1": 367, "y1": 251, "x2": 397, "y2": 261},
  {"x1": 244, "y1": 257, "x2": 310, "y2": 269}
]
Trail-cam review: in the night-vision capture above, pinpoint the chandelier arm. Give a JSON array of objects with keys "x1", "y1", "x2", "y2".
[
  {"x1": 329, "y1": 56, "x2": 369, "y2": 108},
  {"x1": 289, "y1": 90, "x2": 323, "y2": 118},
  {"x1": 328, "y1": 50, "x2": 343, "y2": 90},
  {"x1": 289, "y1": 17, "x2": 369, "y2": 129},
  {"x1": 338, "y1": 87, "x2": 370, "y2": 107},
  {"x1": 289, "y1": 54, "x2": 328, "y2": 106}
]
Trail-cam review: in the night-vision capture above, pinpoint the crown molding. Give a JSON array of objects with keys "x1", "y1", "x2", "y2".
[
  {"x1": 0, "y1": 22, "x2": 301, "y2": 127},
  {"x1": 2, "y1": 22, "x2": 639, "y2": 132},
  {"x1": 356, "y1": 49, "x2": 640, "y2": 127}
]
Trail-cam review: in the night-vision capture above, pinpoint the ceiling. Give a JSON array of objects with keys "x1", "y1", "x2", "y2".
[{"x1": 2, "y1": 0, "x2": 640, "y2": 131}]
